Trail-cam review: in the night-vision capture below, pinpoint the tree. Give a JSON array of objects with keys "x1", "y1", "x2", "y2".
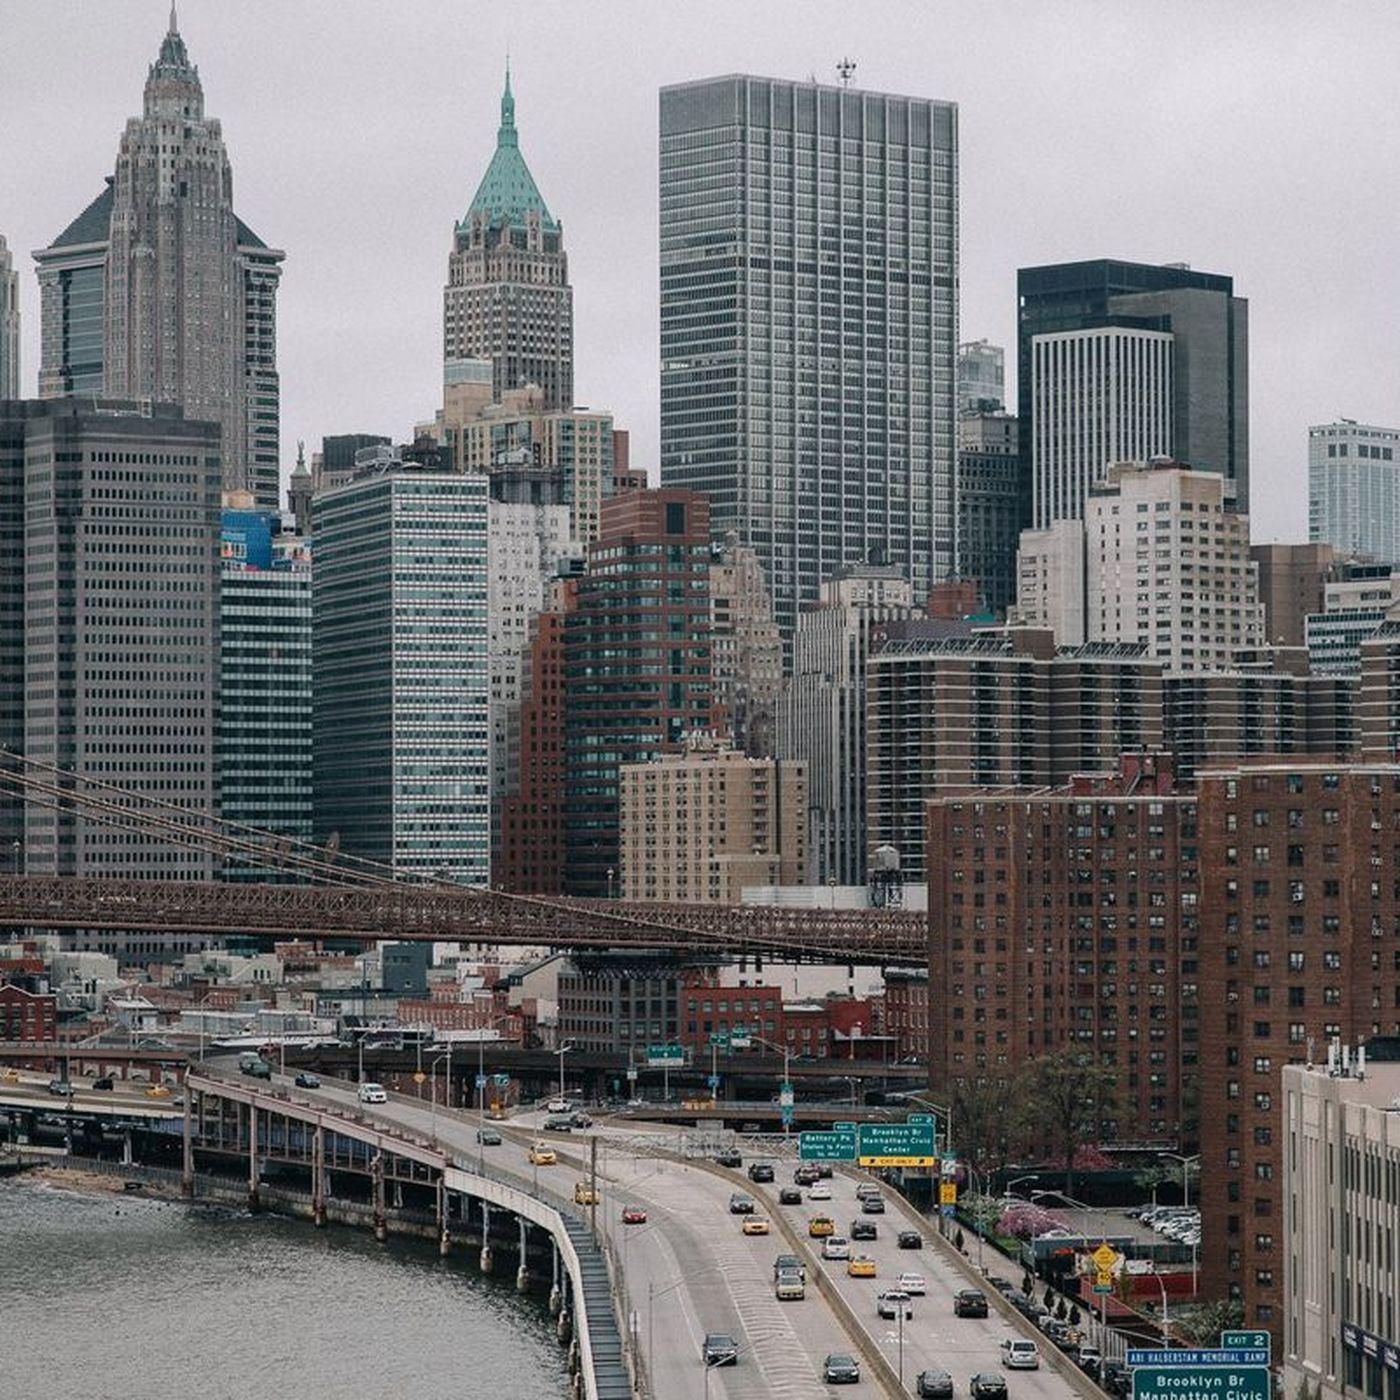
[
  {"x1": 1172, "y1": 1298, "x2": 1244, "y2": 1345},
  {"x1": 1022, "y1": 1272, "x2": 1034, "y2": 1297},
  {"x1": 955, "y1": 1228, "x2": 965, "y2": 1252},
  {"x1": 1054, "y1": 1298, "x2": 1068, "y2": 1321},
  {"x1": 1069, "y1": 1304, "x2": 1081, "y2": 1326},
  {"x1": 951, "y1": 1070, "x2": 1034, "y2": 1182},
  {"x1": 1029, "y1": 1051, "x2": 1119, "y2": 1195},
  {"x1": 1043, "y1": 1284, "x2": 1055, "y2": 1309}
]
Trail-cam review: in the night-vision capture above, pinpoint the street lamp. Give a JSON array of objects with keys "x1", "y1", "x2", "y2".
[
  {"x1": 840, "y1": 1075, "x2": 860, "y2": 1111},
  {"x1": 1161, "y1": 1152, "x2": 1200, "y2": 1298},
  {"x1": 428, "y1": 1049, "x2": 452, "y2": 1137},
  {"x1": 1149, "y1": 1271, "x2": 1172, "y2": 1346},
  {"x1": 746, "y1": 1034, "x2": 793, "y2": 1135},
  {"x1": 647, "y1": 1268, "x2": 724, "y2": 1387},
  {"x1": 555, "y1": 1042, "x2": 575, "y2": 1104},
  {"x1": 896, "y1": 1092, "x2": 953, "y2": 1157},
  {"x1": 476, "y1": 1016, "x2": 515, "y2": 1168}
]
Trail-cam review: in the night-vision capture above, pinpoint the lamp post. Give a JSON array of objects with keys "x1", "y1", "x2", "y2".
[
  {"x1": 1149, "y1": 1271, "x2": 1171, "y2": 1346},
  {"x1": 747, "y1": 1034, "x2": 792, "y2": 1135},
  {"x1": 428, "y1": 1050, "x2": 452, "y2": 1138},
  {"x1": 555, "y1": 1042, "x2": 575, "y2": 1104},
  {"x1": 647, "y1": 1269, "x2": 722, "y2": 1389},
  {"x1": 475, "y1": 1014, "x2": 514, "y2": 1166},
  {"x1": 1161, "y1": 1152, "x2": 1200, "y2": 1298}
]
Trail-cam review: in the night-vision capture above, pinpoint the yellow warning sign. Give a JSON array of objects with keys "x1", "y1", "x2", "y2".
[
  {"x1": 939, "y1": 1182, "x2": 957, "y2": 1205},
  {"x1": 1094, "y1": 1269, "x2": 1114, "y2": 1289},
  {"x1": 1092, "y1": 1243, "x2": 1119, "y2": 1271}
]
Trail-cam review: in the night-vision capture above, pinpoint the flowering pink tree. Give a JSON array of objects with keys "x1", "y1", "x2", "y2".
[{"x1": 996, "y1": 1203, "x2": 1069, "y2": 1239}]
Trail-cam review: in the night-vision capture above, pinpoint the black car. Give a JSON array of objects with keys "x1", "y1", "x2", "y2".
[
  {"x1": 713, "y1": 1150, "x2": 742, "y2": 1168},
  {"x1": 823, "y1": 1354, "x2": 861, "y2": 1385},
  {"x1": 772, "y1": 1253, "x2": 805, "y2": 1281},
  {"x1": 1102, "y1": 1362, "x2": 1133, "y2": 1398},
  {"x1": 570, "y1": 1112, "x2": 593, "y2": 1129},
  {"x1": 728, "y1": 1192, "x2": 755, "y2": 1214},
  {"x1": 92, "y1": 1076, "x2": 114, "y2": 1091},
  {"x1": 970, "y1": 1374, "x2": 1009, "y2": 1400},
  {"x1": 47, "y1": 1078, "x2": 74, "y2": 1096},
  {"x1": 476, "y1": 1128, "x2": 502, "y2": 1145},
  {"x1": 294, "y1": 1072, "x2": 321, "y2": 1089},
  {"x1": 953, "y1": 1289, "x2": 989, "y2": 1318},
  {"x1": 778, "y1": 1186, "x2": 803, "y2": 1205},
  {"x1": 815, "y1": 1163, "x2": 833, "y2": 1178},
  {"x1": 897, "y1": 1230, "x2": 923, "y2": 1249},
  {"x1": 987, "y1": 1275, "x2": 1016, "y2": 1295},
  {"x1": 918, "y1": 1369, "x2": 955, "y2": 1400},
  {"x1": 543, "y1": 1115, "x2": 574, "y2": 1131},
  {"x1": 850, "y1": 1219, "x2": 878, "y2": 1241},
  {"x1": 702, "y1": 1333, "x2": 738, "y2": 1367},
  {"x1": 747, "y1": 1162, "x2": 775, "y2": 1183}
]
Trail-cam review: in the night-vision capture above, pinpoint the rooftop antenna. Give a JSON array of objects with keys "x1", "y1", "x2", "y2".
[{"x1": 837, "y1": 57, "x2": 857, "y2": 88}]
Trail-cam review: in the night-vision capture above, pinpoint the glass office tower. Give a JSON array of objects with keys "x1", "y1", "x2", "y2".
[{"x1": 659, "y1": 75, "x2": 959, "y2": 642}]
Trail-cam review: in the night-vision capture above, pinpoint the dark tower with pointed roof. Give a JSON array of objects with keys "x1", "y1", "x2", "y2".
[
  {"x1": 444, "y1": 67, "x2": 572, "y2": 410},
  {"x1": 33, "y1": 7, "x2": 284, "y2": 508}
]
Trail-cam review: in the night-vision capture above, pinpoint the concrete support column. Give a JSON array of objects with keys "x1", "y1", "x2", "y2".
[
  {"x1": 516, "y1": 1216, "x2": 530, "y2": 1292},
  {"x1": 247, "y1": 1101, "x2": 259, "y2": 1211},
  {"x1": 437, "y1": 1178, "x2": 451, "y2": 1256},
  {"x1": 312, "y1": 1123, "x2": 326, "y2": 1227},
  {"x1": 549, "y1": 1240, "x2": 562, "y2": 1314},
  {"x1": 179, "y1": 1091, "x2": 191, "y2": 1194},
  {"x1": 479, "y1": 1200, "x2": 493, "y2": 1274},
  {"x1": 371, "y1": 1151, "x2": 386, "y2": 1242}
]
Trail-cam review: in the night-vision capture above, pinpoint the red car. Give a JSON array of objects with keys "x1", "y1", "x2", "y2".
[{"x1": 622, "y1": 1206, "x2": 648, "y2": 1225}]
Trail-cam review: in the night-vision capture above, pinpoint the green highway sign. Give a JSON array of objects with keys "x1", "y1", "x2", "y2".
[
  {"x1": 709, "y1": 1032, "x2": 729, "y2": 1047},
  {"x1": 1221, "y1": 1334, "x2": 1271, "y2": 1356},
  {"x1": 1132, "y1": 1368, "x2": 1270, "y2": 1400},
  {"x1": 799, "y1": 1127, "x2": 858, "y2": 1162},
  {"x1": 647, "y1": 1045, "x2": 685, "y2": 1066},
  {"x1": 857, "y1": 1118, "x2": 936, "y2": 1167}
]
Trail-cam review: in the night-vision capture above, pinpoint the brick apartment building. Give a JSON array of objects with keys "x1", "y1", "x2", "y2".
[
  {"x1": 926, "y1": 752, "x2": 1199, "y2": 1148},
  {"x1": 0, "y1": 984, "x2": 58, "y2": 1041},
  {"x1": 1196, "y1": 760, "x2": 1400, "y2": 1334},
  {"x1": 883, "y1": 969, "x2": 929, "y2": 1062}
]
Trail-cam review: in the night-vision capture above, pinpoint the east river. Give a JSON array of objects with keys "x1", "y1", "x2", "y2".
[{"x1": 0, "y1": 1173, "x2": 569, "y2": 1400}]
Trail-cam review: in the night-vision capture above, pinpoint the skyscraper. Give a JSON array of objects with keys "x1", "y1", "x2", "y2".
[
  {"x1": 0, "y1": 234, "x2": 18, "y2": 398},
  {"x1": 958, "y1": 339, "x2": 1004, "y2": 413},
  {"x1": 1308, "y1": 419, "x2": 1400, "y2": 564},
  {"x1": 313, "y1": 463, "x2": 489, "y2": 883},
  {"x1": 1018, "y1": 259, "x2": 1249, "y2": 526},
  {"x1": 33, "y1": 10, "x2": 284, "y2": 508},
  {"x1": 445, "y1": 69, "x2": 572, "y2": 411},
  {"x1": 660, "y1": 75, "x2": 960, "y2": 641}
]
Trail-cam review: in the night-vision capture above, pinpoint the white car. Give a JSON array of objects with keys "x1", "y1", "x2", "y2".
[
  {"x1": 822, "y1": 1235, "x2": 851, "y2": 1260},
  {"x1": 358, "y1": 1082, "x2": 388, "y2": 1104},
  {"x1": 896, "y1": 1271, "x2": 926, "y2": 1295},
  {"x1": 877, "y1": 1290, "x2": 914, "y2": 1320},
  {"x1": 546, "y1": 1097, "x2": 570, "y2": 1113},
  {"x1": 809, "y1": 1182, "x2": 832, "y2": 1201},
  {"x1": 1001, "y1": 1339, "x2": 1040, "y2": 1370}
]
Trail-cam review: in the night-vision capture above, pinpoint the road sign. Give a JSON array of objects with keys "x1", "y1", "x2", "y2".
[
  {"x1": 780, "y1": 1104, "x2": 794, "y2": 1127},
  {"x1": 799, "y1": 1127, "x2": 858, "y2": 1161},
  {"x1": 730, "y1": 1030, "x2": 752, "y2": 1050},
  {"x1": 709, "y1": 1032, "x2": 729, "y2": 1048},
  {"x1": 939, "y1": 1182, "x2": 957, "y2": 1206},
  {"x1": 1221, "y1": 1333, "x2": 1271, "y2": 1355},
  {"x1": 1132, "y1": 1368, "x2": 1270, "y2": 1400},
  {"x1": 474, "y1": 1073, "x2": 488, "y2": 1089},
  {"x1": 940, "y1": 1204, "x2": 955, "y2": 1217},
  {"x1": 1092, "y1": 1243, "x2": 1120, "y2": 1272},
  {"x1": 493, "y1": 1073, "x2": 510, "y2": 1087},
  {"x1": 778, "y1": 1082, "x2": 794, "y2": 1107},
  {"x1": 1127, "y1": 1352, "x2": 1272, "y2": 1369},
  {"x1": 412, "y1": 1071, "x2": 426, "y2": 1085},
  {"x1": 857, "y1": 1118, "x2": 936, "y2": 1168},
  {"x1": 1093, "y1": 1283, "x2": 1114, "y2": 1294},
  {"x1": 647, "y1": 1045, "x2": 685, "y2": 1067},
  {"x1": 706, "y1": 1074, "x2": 720, "y2": 1090}
]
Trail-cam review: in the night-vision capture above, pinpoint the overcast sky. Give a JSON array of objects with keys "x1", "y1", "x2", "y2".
[{"x1": 4, "y1": 0, "x2": 1398, "y2": 542}]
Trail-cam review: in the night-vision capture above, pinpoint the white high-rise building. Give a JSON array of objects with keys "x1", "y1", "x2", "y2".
[
  {"x1": 1013, "y1": 519, "x2": 1086, "y2": 646},
  {"x1": 1031, "y1": 325, "x2": 1173, "y2": 528},
  {"x1": 0, "y1": 235, "x2": 18, "y2": 398},
  {"x1": 1085, "y1": 460, "x2": 1262, "y2": 669},
  {"x1": 777, "y1": 566, "x2": 919, "y2": 886},
  {"x1": 1308, "y1": 419, "x2": 1400, "y2": 565}
]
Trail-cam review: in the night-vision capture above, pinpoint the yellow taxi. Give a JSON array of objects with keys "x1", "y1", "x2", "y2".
[
  {"x1": 527, "y1": 1141, "x2": 557, "y2": 1166},
  {"x1": 145, "y1": 1083, "x2": 172, "y2": 1098},
  {"x1": 741, "y1": 1217, "x2": 770, "y2": 1236},
  {"x1": 847, "y1": 1255, "x2": 877, "y2": 1278},
  {"x1": 573, "y1": 1182, "x2": 600, "y2": 1205},
  {"x1": 0, "y1": 1068, "x2": 20, "y2": 1084},
  {"x1": 808, "y1": 1214, "x2": 835, "y2": 1238}
]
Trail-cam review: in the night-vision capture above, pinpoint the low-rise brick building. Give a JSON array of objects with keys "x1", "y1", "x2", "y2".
[{"x1": 0, "y1": 984, "x2": 58, "y2": 1041}]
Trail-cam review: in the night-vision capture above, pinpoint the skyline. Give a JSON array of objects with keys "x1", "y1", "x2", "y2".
[{"x1": 4, "y1": 1, "x2": 1400, "y2": 543}]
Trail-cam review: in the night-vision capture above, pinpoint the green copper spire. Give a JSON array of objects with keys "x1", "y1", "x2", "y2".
[{"x1": 463, "y1": 63, "x2": 557, "y2": 233}]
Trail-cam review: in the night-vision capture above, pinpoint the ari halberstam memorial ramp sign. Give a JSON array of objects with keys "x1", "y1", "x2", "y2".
[{"x1": 1128, "y1": 1333, "x2": 1272, "y2": 1400}]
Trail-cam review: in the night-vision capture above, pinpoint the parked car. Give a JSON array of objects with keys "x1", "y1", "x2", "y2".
[
  {"x1": 293, "y1": 1072, "x2": 321, "y2": 1089},
  {"x1": 954, "y1": 1289, "x2": 989, "y2": 1318},
  {"x1": 747, "y1": 1162, "x2": 775, "y2": 1183},
  {"x1": 850, "y1": 1219, "x2": 878, "y2": 1240},
  {"x1": 357, "y1": 1081, "x2": 386, "y2": 1103},
  {"x1": 823, "y1": 1354, "x2": 861, "y2": 1385},
  {"x1": 1002, "y1": 1339, "x2": 1041, "y2": 1370},
  {"x1": 778, "y1": 1186, "x2": 803, "y2": 1205},
  {"x1": 877, "y1": 1290, "x2": 914, "y2": 1320},
  {"x1": 728, "y1": 1192, "x2": 755, "y2": 1215},
  {"x1": 987, "y1": 1275, "x2": 1016, "y2": 1295},
  {"x1": 970, "y1": 1375, "x2": 1009, "y2": 1400},
  {"x1": 1103, "y1": 1362, "x2": 1134, "y2": 1398},
  {"x1": 702, "y1": 1333, "x2": 738, "y2": 1367},
  {"x1": 897, "y1": 1229, "x2": 924, "y2": 1249},
  {"x1": 917, "y1": 1370, "x2": 955, "y2": 1399}
]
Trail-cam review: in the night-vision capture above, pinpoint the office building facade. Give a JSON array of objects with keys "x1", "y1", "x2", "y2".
[
  {"x1": 710, "y1": 535, "x2": 784, "y2": 757},
  {"x1": 219, "y1": 502, "x2": 312, "y2": 880},
  {"x1": 445, "y1": 70, "x2": 572, "y2": 411},
  {"x1": 1254, "y1": 543, "x2": 1336, "y2": 649},
  {"x1": 1306, "y1": 567, "x2": 1399, "y2": 677},
  {"x1": 1283, "y1": 1045, "x2": 1400, "y2": 1400},
  {"x1": 958, "y1": 410, "x2": 1021, "y2": 614},
  {"x1": 619, "y1": 740, "x2": 807, "y2": 903},
  {"x1": 660, "y1": 74, "x2": 959, "y2": 639},
  {"x1": 313, "y1": 465, "x2": 489, "y2": 883},
  {"x1": 0, "y1": 235, "x2": 18, "y2": 398},
  {"x1": 1309, "y1": 421, "x2": 1400, "y2": 566},
  {"x1": 6, "y1": 399, "x2": 221, "y2": 883},
  {"x1": 32, "y1": 14, "x2": 284, "y2": 508},
  {"x1": 959, "y1": 338, "x2": 1004, "y2": 413},
  {"x1": 778, "y1": 566, "x2": 921, "y2": 886},
  {"x1": 1018, "y1": 259, "x2": 1249, "y2": 523}
]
